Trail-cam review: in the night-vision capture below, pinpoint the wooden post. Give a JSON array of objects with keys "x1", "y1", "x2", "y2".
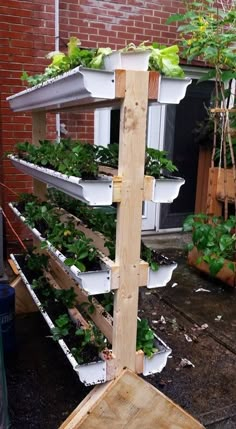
[
  {"x1": 112, "y1": 71, "x2": 149, "y2": 373},
  {"x1": 32, "y1": 112, "x2": 47, "y2": 200},
  {"x1": 195, "y1": 147, "x2": 211, "y2": 213}
]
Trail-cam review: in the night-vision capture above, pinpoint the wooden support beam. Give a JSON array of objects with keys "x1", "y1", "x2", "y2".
[
  {"x1": 112, "y1": 71, "x2": 149, "y2": 373},
  {"x1": 60, "y1": 368, "x2": 205, "y2": 429},
  {"x1": 206, "y1": 167, "x2": 223, "y2": 216}
]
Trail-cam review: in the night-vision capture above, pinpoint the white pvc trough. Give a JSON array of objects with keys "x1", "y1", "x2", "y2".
[
  {"x1": 147, "y1": 263, "x2": 177, "y2": 289},
  {"x1": 103, "y1": 50, "x2": 151, "y2": 71},
  {"x1": 143, "y1": 334, "x2": 172, "y2": 376},
  {"x1": 7, "y1": 66, "x2": 116, "y2": 112},
  {"x1": 151, "y1": 176, "x2": 185, "y2": 203},
  {"x1": 9, "y1": 155, "x2": 113, "y2": 206},
  {"x1": 157, "y1": 76, "x2": 191, "y2": 105},
  {"x1": 9, "y1": 203, "x2": 112, "y2": 295},
  {"x1": 10, "y1": 253, "x2": 106, "y2": 386},
  {"x1": 7, "y1": 67, "x2": 191, "y2": 113}
]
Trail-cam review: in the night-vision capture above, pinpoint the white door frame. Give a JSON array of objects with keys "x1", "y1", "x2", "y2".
[{"x1": 94, "y1": 104, "x2": 166, "y2": 231}]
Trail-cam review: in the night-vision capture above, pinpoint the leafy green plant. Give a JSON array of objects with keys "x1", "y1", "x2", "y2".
[
  {"x1": 51, "y1": 314, "x2": 72, "y2": 341},
  {"x1": 15, "y1": 196, "x2": 100, "y2": 272},
  {"x1": 141, "y1": 242, "x2": 159, "y2": 272},
  {"x1": 145, "y1": 148, "x2": 178, "y2": 178},
  {"x1": 25, "y1": 251, "x2": 49, "y2": 274},
  {"x1": 136, "y1": 319, "x2": 158, "y2": 358},
  {"x1": 183, "y1": 214, "x2": 236, "y2": 275},
  {"x1": 64, "y1": 236, "x2": 98, "y2": 272},
  {"x1": 72, "y1": 323, "x2": 107, "y2": 364},
  {"x1": 21, "y1": 37, "x2": 111, "y2": 87},
  {"x1": 54, "y1": 288, "x2": 77, "y2": 309},
  {"x1": 15, "y1": 139, "x2": 99, "y2": 180},
  {"x1": 95, "y1": 143, "x2": 119, "y2": 168},
  {"x1": 114, "y1": 40, "x2": 184, "y2": 77},
  {"x1": 166, "y1": 1, "x2": 236, "y2": 82}
]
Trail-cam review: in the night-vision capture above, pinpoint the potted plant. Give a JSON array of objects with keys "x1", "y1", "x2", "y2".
[
  {"x1": 8, "y1": 140, "x2": 113, "y2": 206},
  {"x1": 183, "y1": 213, "x2": 236, "y2": 287}
]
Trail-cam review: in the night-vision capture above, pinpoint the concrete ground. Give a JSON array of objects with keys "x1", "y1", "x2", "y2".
[
  {"x1": 142, "y1": 233, "x2": 236, "y2": 428},
  {"x1": 4, "y1": 233, "x2": 236, "y2": 428}
]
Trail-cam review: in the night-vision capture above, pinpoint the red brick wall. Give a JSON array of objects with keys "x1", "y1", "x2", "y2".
[
  {"x1": 1, "y1": 0, "x2": 185, "y2": 247},
  {"x1": 0, "y1": 0, "x2": 55, "y2": 247},
  {"x1": 58, "y1": 0, "x2": 184, "y2": 144}
]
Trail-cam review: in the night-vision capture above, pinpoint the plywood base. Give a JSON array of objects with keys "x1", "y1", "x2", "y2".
[{"x1": 60, "y1": 369, "x2": 204, "y2": 429}]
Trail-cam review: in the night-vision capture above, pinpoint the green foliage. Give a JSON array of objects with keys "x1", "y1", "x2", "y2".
[
  {"x1": 15, "y1": 195, "x2": 99, "y2": 273},
  {"x1": 51, "y1": 314, "x2": 72, "y2": 341},
  {"x1": 145, "y1": 148, "x2": 178, "y2": 178},
  {"x1": 95, "y1": 143, "x2": 119, "y2": 168},
  {"x1": 118, "y1": 40, "x2": 184, "y2": 77},
  {"x1": 25, "y1": 251, "x2": 49, "y2": 274},
  {"x1": 54, "y1": 288, "x2": 77, "y2": 309},
  {"x1": 21, "y1": 37, "x2": 112, "y2": 87},
  {"x1": 141, "y1": 242, "x2": 159, "y2": 272},
  {"x1": 183, "y1": 214, "x2": 236, "y2": 275},
  {"x1": 15, "y1": 139, "x2": 99, "y2": 180},
  {"x1": 136, "y1": 319, "x2": 158, "y2": 357}
]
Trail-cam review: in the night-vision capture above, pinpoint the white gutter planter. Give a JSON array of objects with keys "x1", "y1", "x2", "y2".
[
  {"x1": 157, "y1": 76, "x2": 191, "y2": 105},
  {"x1": 10, "y1": 254, "x2": 107, "y2": 386},
  {"x1": 147, "y1": 262, "x2": 177, "y2": 289},
  {"x1": 9, "y1": 204, "x2": 112, "y2": 295},
  {"x1": 7, "y1": 68, "x2": 192, "y2": 113},
  {"x1": 7, "y1": 67, "x2": 116, "y2": 112},
  {"x1": 9, "y1": 156, "x2": 113, "y2": 206},
  {"x1": 142, "y1": 335, "x2": 171, "y2": 376},
  {"x1": 151, "y1": 176, "x2": 185, "y2": 203},
  {"x1": 103, "y1": 50, "x2": 151, "y2": 71},
  {"x1": 11, "y1": 251, "x2": 172, "y2": 381}
]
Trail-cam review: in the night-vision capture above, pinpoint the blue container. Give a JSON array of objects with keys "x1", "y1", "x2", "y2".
[{"x1": 0, "y1": 284, "x2": 15, "y2": 353}]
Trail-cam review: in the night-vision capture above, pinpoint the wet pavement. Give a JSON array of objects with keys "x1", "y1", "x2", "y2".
[{"x1": 4, "y1": 240, "x2": 236, "y2": 428}]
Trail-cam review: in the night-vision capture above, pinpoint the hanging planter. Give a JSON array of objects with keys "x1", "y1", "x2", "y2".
[
  {"x1": 10, "y1": 254, "x2": 108, "y2": 386},
  {"x1": 9, "y1": 155, "x2": 113, "y2": 206},
  {"x1": 9, "y1": 203, "x2": 113, "y2": 295},
  {"x1": 151, "y1": 175, "x2": 185, "y2": 203}
]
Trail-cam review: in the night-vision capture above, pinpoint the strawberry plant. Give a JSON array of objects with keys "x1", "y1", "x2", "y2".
[{"x1": 183, "y1": 214, "x2": 236, "y2": 275}]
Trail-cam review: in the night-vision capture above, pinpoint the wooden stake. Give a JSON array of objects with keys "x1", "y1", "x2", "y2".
[{"x1": 112, "y1": 71, "x2": 149, "y2": 373}]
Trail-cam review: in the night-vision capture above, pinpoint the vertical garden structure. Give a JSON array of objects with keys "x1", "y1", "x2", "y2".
[{"x1": 7, "y1": 68, "x2": 203, "y2": 428}]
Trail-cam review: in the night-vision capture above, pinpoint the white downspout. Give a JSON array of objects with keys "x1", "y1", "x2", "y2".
[{"x1": 55, "y1": 0, "x2": 60, "y2": 140}]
